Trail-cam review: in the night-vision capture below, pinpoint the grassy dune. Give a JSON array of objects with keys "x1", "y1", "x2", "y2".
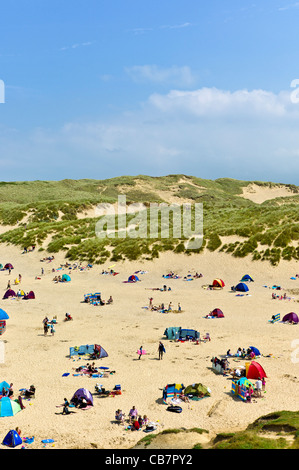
[{"x1": 0, "y1": 175, "x2": 298, "y2": 265}]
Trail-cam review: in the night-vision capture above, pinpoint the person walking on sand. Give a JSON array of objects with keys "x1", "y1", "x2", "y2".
[
  {"x1": 138, "y1": 346, "x2": 143, "y2": 360},
  {"x1": 50, "y1": 323, "x2": 55, "y2": 336},
  {"x1": 149, "y1": 297, "x2": 153, "y2": 309},
  {"x1": 158, "y1": 341, "x2": 165, "y2": 360}
]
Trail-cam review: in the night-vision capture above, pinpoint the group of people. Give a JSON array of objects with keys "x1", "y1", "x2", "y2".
[
  {"x1": 244, "y1": 377, "x2": 266, "y2": 403},
  {"x1": 226, "y1": 347, "x2": 257, "y2": 359},
  {"x1": 1, "y1": 383, "x2": 13, "y2": 397},
  {"x1": 115, "y1": 405, "x2": 149, "y2": 430},
  {"x1": 42, "y1": 316, "x2": 56, "y2": 336},
  {"x1": 148, "y1": 298, "x2": 181, "y2": 313}
]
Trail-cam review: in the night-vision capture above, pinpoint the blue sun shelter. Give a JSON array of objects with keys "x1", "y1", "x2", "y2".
[
  {"x1": 235, "y1": 282, "x2": 249, "y2": 292},
  {"x1": 241, "y1": 274, "x2": 254, "y2": 282},
  {"x1": 62, "y1": 274, "x2": 71, "y2": 282},
  {"x1": 2, "y1": 429, "x2": 22, "y2": 447}
]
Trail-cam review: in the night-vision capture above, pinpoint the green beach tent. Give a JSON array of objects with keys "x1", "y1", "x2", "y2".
[{"x1": 184, "y1": 383, "x2": 211, "y2": 397}]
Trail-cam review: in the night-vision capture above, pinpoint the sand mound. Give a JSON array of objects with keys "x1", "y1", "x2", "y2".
[{"x1": 240, "y1": 184, "x2": 294, "y2": 204}]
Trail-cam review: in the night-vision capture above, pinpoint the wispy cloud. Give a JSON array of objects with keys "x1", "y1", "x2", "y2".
[
  {"x1": 125, "y1": 65, "x2": 197, "y2": 87},
  {"x1": 278, "y1": 2, "x2": 299, "y2": 11},
  {"x1": 159, "y1": 22, "x2": 192, "y2": 30},
  {"x1": 126, "y1": 22, "x2": 192, "y2": 35},
  {"x1": 60, "y1": 41, "x2": 94, "y2": 51}
]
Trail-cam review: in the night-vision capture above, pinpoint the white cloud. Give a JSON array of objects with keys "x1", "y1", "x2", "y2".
[
  {"x1": 278, "y1": 2, "x2": 299, "y2": 11},
  {"x1": 2, "y1": 86, "x2": 299, "y2": 183},
  {"x1": 125, "y1": 65, "x2": 196, "y2": 87}
]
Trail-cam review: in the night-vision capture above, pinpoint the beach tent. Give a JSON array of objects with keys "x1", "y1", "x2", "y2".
[
  {"x1": 0, "y1": 381, "x2": 10, "y2": 393},
  {"x1": 0, "y1": 309, "x2": 9, "y2": 320},
  {"x1": 0, "y1": 264, "x2": 3, "y2": 270},
  {"x1": 23, "y1": 291, "x2": 35, "y2": 300},
  {"x1": 4, "y1": 264, "x2": 13, "y2": 270},
  {"x1": 178, "y1": 329, "x2": 200, "y2": 340},
  {"x1": 71, "y1": 388, "x2": 93, "y2": 406},
  {"x1": 249, "y1": 346, "x2": 261, "y2": 357},
  {"x1": 212, "y1": 279, "x2": 225, "y2": 288},
  {"x1": 2, "y1": 429, "x2": 22, "y2": 448},
  {"x1": 0, "y1": 397, "x2": 22, "y2": 417},
  {"x1": 241, "y1": 274, "x2": 254, "y2": 282},
  {"x1": 62, "y1": 274, "x2": 71, "y2": 282},
  {"x1": 236, "y1": 377, "x2": 254, "y2": 388},
  {"x1": 69, "y1": 343, "x2": 108, "y2": 357},
  {"x1": 235, "y1": 282, "x2": 249, "y2": 292},
  {"x1": 246, "y1": 361, "x2": 267, "y2": 380},
  {"x1": 127, "y1": 274, "x2": 140, "y2": 282},
  {"x1": 164, "y1": 327, "x2": 181, "y2": 340},
  {"x1": 282, "y1": 312, "x2": 299, "y2": 324},
  {"x1": 184, "y1": 383, "x2": 211, "y2": 397},
  {"x1": 211, "y1": 308, "x2": 224, "y2": 318},
  {"x1": 162, "y1": 383, "x2": 185, "y2": 400},
  {"x1": 2, "y1": 289, "x2": 16, "y2": 300},
  {"x1": 93, "y1": 344, "x2": 109, "y2": 358}
]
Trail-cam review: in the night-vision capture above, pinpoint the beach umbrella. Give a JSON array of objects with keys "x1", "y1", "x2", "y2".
[{"x1": 0, "y1": 397, "x2": 22, "y2": 417}]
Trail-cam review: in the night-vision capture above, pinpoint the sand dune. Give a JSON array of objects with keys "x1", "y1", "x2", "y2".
[
  {"x1": 240, "y1": 184, "x2": 295, "y2": 204},
  {"x1": 0, "y1": 244, "x2": 298, "y2": 449}
]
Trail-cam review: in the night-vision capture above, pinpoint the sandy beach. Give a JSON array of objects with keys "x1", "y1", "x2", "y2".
[{"x1": 0, "y1": 242, "x2": 298, "y2": 449}]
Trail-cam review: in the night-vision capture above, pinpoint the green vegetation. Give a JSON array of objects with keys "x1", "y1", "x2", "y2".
[
  {"x1": 133, "y1": 411, "x2": 299, "y2": 449},
  {"x1": 212, "y1": 411, "x2": 299, "y2": 449},
  {"x1": 0, "y1": 175, "x2": 298, "y2": 265}
]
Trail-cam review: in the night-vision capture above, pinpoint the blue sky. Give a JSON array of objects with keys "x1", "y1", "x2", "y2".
[{"x1": 1, "y1": 0, "x2": 299, "y2": 183}]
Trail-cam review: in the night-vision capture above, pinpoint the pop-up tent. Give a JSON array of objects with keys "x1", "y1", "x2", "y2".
[
  {"x1": 4, "y1": 264, "x2": 13, "y2": 270},
  {"x1": 23, "y1": 291, "x2": 35, "y2": 300},
  {"x1": 69, "y1": 343, "x2": 108, "y2": 358},
  {"x1": 249, "y1": 346, "x2": 261, "y2": 357},
  {"x1": 62, "y1": 274, "x2": 71, "y2": 282},
  {"x1": 0, "y1": 397, "x2": 22, "y2": 417},
  {"x1": 164, "y1": 327, "x2": 199, "y2": 341},
  {"x1": 235, "y1": 282, "x2": 249, "y2": 292},
  {"x1": 184, "y1": 383, "x2": 211, "y2": 397},
  {"x1": 212, "y1": 279, "x2": 225, "y2": 288},
  {"x1": 241, "y1": 274, "x2": 254, "y2": 282},
  {"x1": 246, "y1": 361, "x2": 267, "y2": 380},
  {"x1": 0, "y1": 309, "x2": 9, "y2": 320},
  {"x1": 210, "y1": 308, "x2": 224, "y2": 318},
  {"x1": 2, "y1": 429, "x2": 22, "y2": 447},
  {"x1": 282, "y1": 312, "x2": 299, "y2": 324},
  {"x1": 164, "y1": 327, "x2": 181, "y2": 340},
  {"x1": 71, "y1": 388, "x2": 93, "y2": 406},
  {"x1": 2, "y1": 289, "x2": 16, "y2": 300},
  {"x1": 0, "y1": 381, "x2": 10, "y2": 393},
  {"x1": 127, "y1": 274, "x2": 140, "y2": 283}
]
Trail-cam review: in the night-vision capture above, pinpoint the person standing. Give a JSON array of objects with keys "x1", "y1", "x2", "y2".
[
  {"x1": 255, "y1": 377, "x2": 262, "y2": 397},
  {"x1": 158, "y1": 341, "x2": 165, "y2": 360},
  {"x1": 138, "y1": 346, "x2": 143, "y2": 360}
]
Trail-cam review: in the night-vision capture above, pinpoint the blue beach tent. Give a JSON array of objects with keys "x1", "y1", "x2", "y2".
[
  {"x1": 2, "y1": 429, "x2": 22, "y2": 447},
  {"x1": 235, "y1": 282, "x2": 249, "y2": 292},
  {"x1": 241, "y1": 274, "x2": 254, "y2": 282},
  {"x1": 0, "y1": 309, "x2": 9, "y2": 320}
]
